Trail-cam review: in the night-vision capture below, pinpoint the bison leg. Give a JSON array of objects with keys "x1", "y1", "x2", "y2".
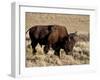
[
  {"x1": 63, "y1": 47, "x2": 70, "y2": 55},
  {"x1": 55, "y1": 49, "x2": 60, "y2": 57},
  {"x1": 31, "y1": 41, "x2": 37, "y2": 55},
  {"x1": 44, "y1": 45, "x2": 49, "y2": 54},
  {"x1": 53, "y1": 46, "x2": 60, "y2": 57}
]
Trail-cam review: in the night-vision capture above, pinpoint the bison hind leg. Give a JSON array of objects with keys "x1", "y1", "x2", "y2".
[
  {"x1": 44, "y1": 45, "x2": 49, "y2": 54},
  {"x1": 31, "y1": 41, "x2": 37, "y2": 55}
]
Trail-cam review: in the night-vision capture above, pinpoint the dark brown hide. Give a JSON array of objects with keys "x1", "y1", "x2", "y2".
[{"x1": 27, "y1": 25, "x2": 53, "y2": 54}]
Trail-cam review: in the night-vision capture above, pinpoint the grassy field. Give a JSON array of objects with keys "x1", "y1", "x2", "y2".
[{"x1": 25, "y1": 12, "x2": 90, "y2": 67}]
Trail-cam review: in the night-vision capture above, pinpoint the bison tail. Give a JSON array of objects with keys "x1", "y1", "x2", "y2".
[{"x1": 26, "y1": 28, "x2": 30, "y2": 34}]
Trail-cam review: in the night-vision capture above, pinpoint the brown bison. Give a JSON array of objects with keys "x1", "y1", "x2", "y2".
[{"x1": 26, "y1": 25, "x2": 77, "y2": 57}]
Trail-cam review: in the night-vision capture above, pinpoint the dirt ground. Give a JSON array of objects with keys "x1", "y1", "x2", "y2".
[{"x1": 25, "y1": 12, "x2": 90, "y2": 67}]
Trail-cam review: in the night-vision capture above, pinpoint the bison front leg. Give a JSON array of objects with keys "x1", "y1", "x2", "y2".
[
  {"x1": 55, "y1": 50, "x2": 60, "y2": 57},
  {"x1": 63, "y1": 46, "x2": 69, "y2": 55},
  {"x1": 64, "y1": 47, "x2": 73, "y2": 55},
  {"x1": 53, "y1": 46, "x2": 60, "y2": 57}
]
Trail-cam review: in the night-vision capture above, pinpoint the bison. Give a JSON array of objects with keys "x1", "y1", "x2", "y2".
[{"x1": 26, "y1": 24, "x2": 77, "y2": 57}]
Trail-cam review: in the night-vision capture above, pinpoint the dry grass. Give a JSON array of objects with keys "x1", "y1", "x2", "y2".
[{"x1": 25, "y1": 34, "x2": 89, "y2": 67}]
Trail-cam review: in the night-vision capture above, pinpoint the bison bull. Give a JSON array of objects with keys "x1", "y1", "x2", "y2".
[{"x1": 26, "y1": 25, "x2": 77, "y2": 57}]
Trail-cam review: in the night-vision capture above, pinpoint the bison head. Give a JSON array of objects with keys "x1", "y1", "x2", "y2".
[
  {"x1": 64, "y1": 31, "x2": 78, "y2": 53},
  {"x1": 68, "y1": 31, "x2": 78, "y2": 42}
]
